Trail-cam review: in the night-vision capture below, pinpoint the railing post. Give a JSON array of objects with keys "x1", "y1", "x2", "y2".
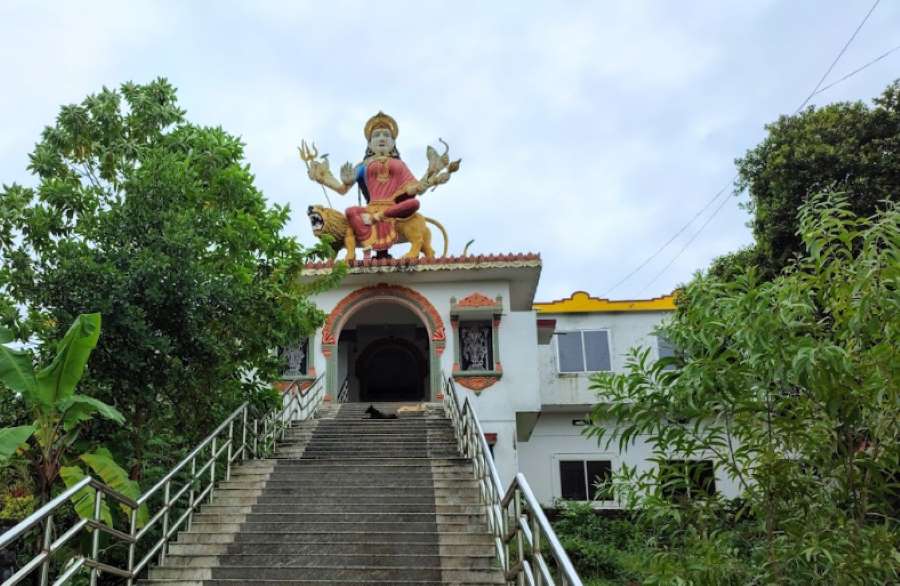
[
  {"x1": 90, "y1": 489, "x2": 103, "y2": 586},
  {"x1": 253, "y1": 418, "x2": 258, "y2": 458},
  {"x1": 159, "y1": 480, "x2": 171, "y2": 565},
  {"x1": 241, "y1": 406, "x2": 248, "y2": 462},
  {"x1": 188, "y1": 456, "x2": 197, "y2": 531},
  {"x1": 226, "y1": 420, "x2": 234, "y2": 481},
  {"x1": 515, "y1": 488, "x2": 526, "y2": 586},
  {"x1": 532, "y1": 508, "x2": 543, "y2": 586},
  {"x1": 210, "y1": 437, "x2": 218, "y2": 503},
  {"x1": 40, "y1": 514, "x2": 53, "y2": 586},
  {"x1": 126, "y1": 507, "x2": 137, "y2": 586},
  {"x1": 500, "y1": 485, "x2": 510, "y2": 574}
]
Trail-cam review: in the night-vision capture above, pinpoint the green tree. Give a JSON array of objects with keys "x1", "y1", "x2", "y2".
[
  {"x1": 735, "y1": 80, "x2": 899, "y2": 275},
  {"x1": 0, "y1": 79, "x2": 341, "y2": 481},
  {"x1": 0, "y1": 314, "x2": 141, "y2": 518},
  {"x1": 586, "y1": 195, "x2": 899, "y2": 584}
]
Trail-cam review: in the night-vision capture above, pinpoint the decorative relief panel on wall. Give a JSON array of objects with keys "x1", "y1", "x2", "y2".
[
  {"x1": 460, "y1": 322, "x2": 492, "y2": 371},
  {"x1": 451, "y1": 292, "x2": 503, "y2": 393},
  {"x1": 280, "y1": 338, "x2": 309, "y2": 378}
]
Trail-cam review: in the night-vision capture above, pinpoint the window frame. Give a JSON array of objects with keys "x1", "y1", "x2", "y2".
[
  {"x1": 659, "y1": 459, "x2": 717, "y2": 500},
  {"x1": 552, "y1": 454, "x2": 618, "y2": 507},
  {"x1": 554, "y1": 329, "x2": 613, "y2": 374}
]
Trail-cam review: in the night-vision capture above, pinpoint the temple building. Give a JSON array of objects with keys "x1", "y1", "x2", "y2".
[{"x1": 284, "y1": 254, "x2": 741, "y2": 506}]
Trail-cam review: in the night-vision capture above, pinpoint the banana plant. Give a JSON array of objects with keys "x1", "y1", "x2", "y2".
[{"x1": 0, "y1": 313, "x2": 146, "y2": 525}]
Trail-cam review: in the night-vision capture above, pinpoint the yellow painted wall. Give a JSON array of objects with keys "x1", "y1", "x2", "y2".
[{"x1": 533, "y1": 291, "x2": 676, "y2": 314}]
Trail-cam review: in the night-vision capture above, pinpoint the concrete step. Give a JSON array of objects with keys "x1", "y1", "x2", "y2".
[
  {"x1": 213, "y1": 486, "x2": 480, "y2": 497},
  {"x1": 186, "y1": 520, "x2": 488, "y2": 533},
  {"x1": 247, "y1": 493, "x2": 481, "y2": 503},
  {"x1": 149, "y1": 565, "x2": 501, "y2": 583},
  {"x1": 168, "y1": 541, "x2": 490, "y2": 556},
  {"x1": 192, "y1": 512, "x2": 487, "y2": 524},
  {"x1": 163, "y1": 552, "x2": 496, "y2": 569},
  {"x1": 289, "y1": 421, "x2": 451, "y2": 427},
  {"x1": 200, "y1": 503, "x2": 484, "y2": 514},
  {"x1": 296, "y1": 438, "x2": 457, "y2": 443},
  {"x1": 174, "y1": 531, "x2": 493, "y2": 546},
  {"x1": 140, "y1": 576, "x2": 504, "y2": 586},
  {"x1": 262, "y1": 459, "x2": 469, "y2": 467},
  {"x1": 266, "y1": 465, "x2": 471, "y2": 474}
]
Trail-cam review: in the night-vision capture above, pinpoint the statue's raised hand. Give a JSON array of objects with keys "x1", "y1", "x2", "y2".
[
  {"x1": 307, "y1": 158, "x2": 328, "y2": 183},
  {"x1": 340, "y1": 162, "x2": 355, "y2": 186}
]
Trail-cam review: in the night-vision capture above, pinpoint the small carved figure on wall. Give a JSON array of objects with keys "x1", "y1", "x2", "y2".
[{"x1": 461, "y1": 325, "x2": 491, "y2": 371}]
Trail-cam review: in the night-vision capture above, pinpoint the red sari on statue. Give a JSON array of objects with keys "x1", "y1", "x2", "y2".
[{"x1": 345, "y1": 156, "x2": 420, "y2": 252}]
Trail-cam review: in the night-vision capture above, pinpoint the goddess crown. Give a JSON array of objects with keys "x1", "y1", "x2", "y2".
[{"x1": 364, "y1": 111, "x2": 399, "y2": 140}]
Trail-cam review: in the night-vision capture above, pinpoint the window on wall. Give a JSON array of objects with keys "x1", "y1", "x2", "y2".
[
  {"x1": 559, "y1": 460, "x2": 613, "y2": 501},
  {"x1": 279, "y1": 337, "x2": 308, "y2": 377},
  {"x1": 657, "y1": 335, "x2": 676, "y2": 359},
  {"x1": 657, "y1": 335, "x2": 678, "y2": 369},
  {"x1": 660, "y1": 460, "x2": 716, "y2": 500},
  {"x1": 459, "y1": 320, "x2": 493, "y2": 371},
  {"x1": 556, "y1": 330, "x2": 611, "y2": 373}
]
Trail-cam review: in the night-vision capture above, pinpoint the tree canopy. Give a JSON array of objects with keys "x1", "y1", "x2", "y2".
[
  {"x1": 584, "y1": 196, "x2": 898, "y2": 583},
  {"x1": 0, "y1": 79, "x2": 341, "y2": 480},
  {"x1": 735, "y1": 79, "x2": 899, "y2": 275}
]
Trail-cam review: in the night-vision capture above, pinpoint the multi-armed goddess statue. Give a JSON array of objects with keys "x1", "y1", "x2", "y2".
[{"x1": 300, "y1": 111, "x2": 460, "y2": 261}]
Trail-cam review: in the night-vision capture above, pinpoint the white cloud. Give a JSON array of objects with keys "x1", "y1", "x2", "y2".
[{"x1": 1, "y1": 0, "x2": 898, "y2": 301}]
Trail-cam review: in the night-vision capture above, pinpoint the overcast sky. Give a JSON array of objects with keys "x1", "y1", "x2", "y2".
[{"x1": 1, "y1": 1, "x2": 897, "y2": 301}]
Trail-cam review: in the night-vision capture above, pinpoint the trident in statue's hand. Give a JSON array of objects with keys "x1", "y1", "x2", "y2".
[
  {"x1": 299, "y1": 140, "x2": 324, "y2": 180},
  {"x1": 299, "y1": 140, "x2": 336, "y2": 207}
]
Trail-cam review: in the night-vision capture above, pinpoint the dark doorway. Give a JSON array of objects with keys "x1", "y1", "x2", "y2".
[{"x1": 356, "y1": 337, "x2": 427, "y2": 401}]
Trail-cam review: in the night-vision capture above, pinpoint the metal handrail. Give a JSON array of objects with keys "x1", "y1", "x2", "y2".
[
  {"x1": 336, "y1": 374, "x2": 350, "y2": 403},
  {"x1": 443, "y1": 376, "x2": 583, "y2": 586},
  {"x1": 0, "y1": 374, "x2": 327, "y2": 586}
]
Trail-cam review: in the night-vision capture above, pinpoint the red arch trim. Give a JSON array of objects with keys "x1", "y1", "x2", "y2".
[{"x1": 321, "y1": 283, "x2": 446, "y2": 346}]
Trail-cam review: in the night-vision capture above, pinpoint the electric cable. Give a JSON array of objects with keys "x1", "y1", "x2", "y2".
[
  {"x1": 602, "y1": 0, "x2": 884, "y2": 297},
  {"x1": 639, "y1": 187, "x2": 735, "y2": 294},
  {"x1": 810, "y1": 43, "x2": 900, "y2": 98},
  {"x1": 599, "y1": 178, "x2": 733, "y2": 297},
  {"x1": 794, "y1": 0, "x2": 882, "y2": 113}
]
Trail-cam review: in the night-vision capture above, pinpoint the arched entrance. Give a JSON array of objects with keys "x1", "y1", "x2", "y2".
[
  {"x1": 356, "y1": 337, "x2": 427, "y2": 401},
  {"x1": 321, "y1": 284, "x2": 446, "y2": 401}
]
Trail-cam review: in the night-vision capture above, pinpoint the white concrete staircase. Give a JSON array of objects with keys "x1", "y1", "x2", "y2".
[{"x1": 138, "y1": 402, "x2": 504, "y2": 585}]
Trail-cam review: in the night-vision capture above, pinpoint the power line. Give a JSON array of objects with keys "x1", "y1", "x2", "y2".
[
  {"x1": 794, "y1": 0, "x2": 882, "y2": 113},
  {"x1": 599, "y1": 178, "x2": 733, "y2": 297},
  {"x1": 602, "y1": 0, "x2": 883, "y2": 297},
  {"x1": 639, "y1": 189, "x2": 735, "y2": 294},
  {"x1": 810, "y1": 43, "x2": 900, "y2": 98}
]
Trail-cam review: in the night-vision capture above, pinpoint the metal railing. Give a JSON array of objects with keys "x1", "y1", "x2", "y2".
[
  {"x1": 0, "y1": 374, "x2": 326, "y2": 586},
  {"x1": 443, "y1": 376, "x2": 583, "y2": 586},
  {"x1": 336, "y1": 374, "x2": 350, "y2": 403}
]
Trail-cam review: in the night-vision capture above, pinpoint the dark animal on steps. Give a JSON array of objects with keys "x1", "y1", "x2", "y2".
[{"x1": 365, "y1": 405, "x2": 397, "y2": 419}]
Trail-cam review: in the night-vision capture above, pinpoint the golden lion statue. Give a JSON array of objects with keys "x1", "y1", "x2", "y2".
[{"x1": 307, "y1": 205, "x2": 448, "y2": 261}]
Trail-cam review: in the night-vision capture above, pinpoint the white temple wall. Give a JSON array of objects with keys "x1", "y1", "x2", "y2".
[
  {"x1": 518, "y1": 412, "x2": 742, "y2": 507},
  {"x1": 537, "y1": 310, "x2": 671, "y2": 406},
  {"x1": 309, "y1": 277, "x2": 540, "y2": 480}
]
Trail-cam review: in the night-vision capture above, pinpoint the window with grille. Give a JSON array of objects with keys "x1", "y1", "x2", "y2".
[
  {"x1": 556, "y1": 330, "x2": 611, "y2": 373},
  {"x1": 559, "y1": 459, "x2": 613, "y2": 501},
  {"x1": 660, "y1": 460, "x2": 716, "y2": 500}
]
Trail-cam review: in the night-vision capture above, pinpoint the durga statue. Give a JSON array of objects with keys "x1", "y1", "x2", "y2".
[{"x1": 300, "y1": 111, "x2": 459, "y2": 261}]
